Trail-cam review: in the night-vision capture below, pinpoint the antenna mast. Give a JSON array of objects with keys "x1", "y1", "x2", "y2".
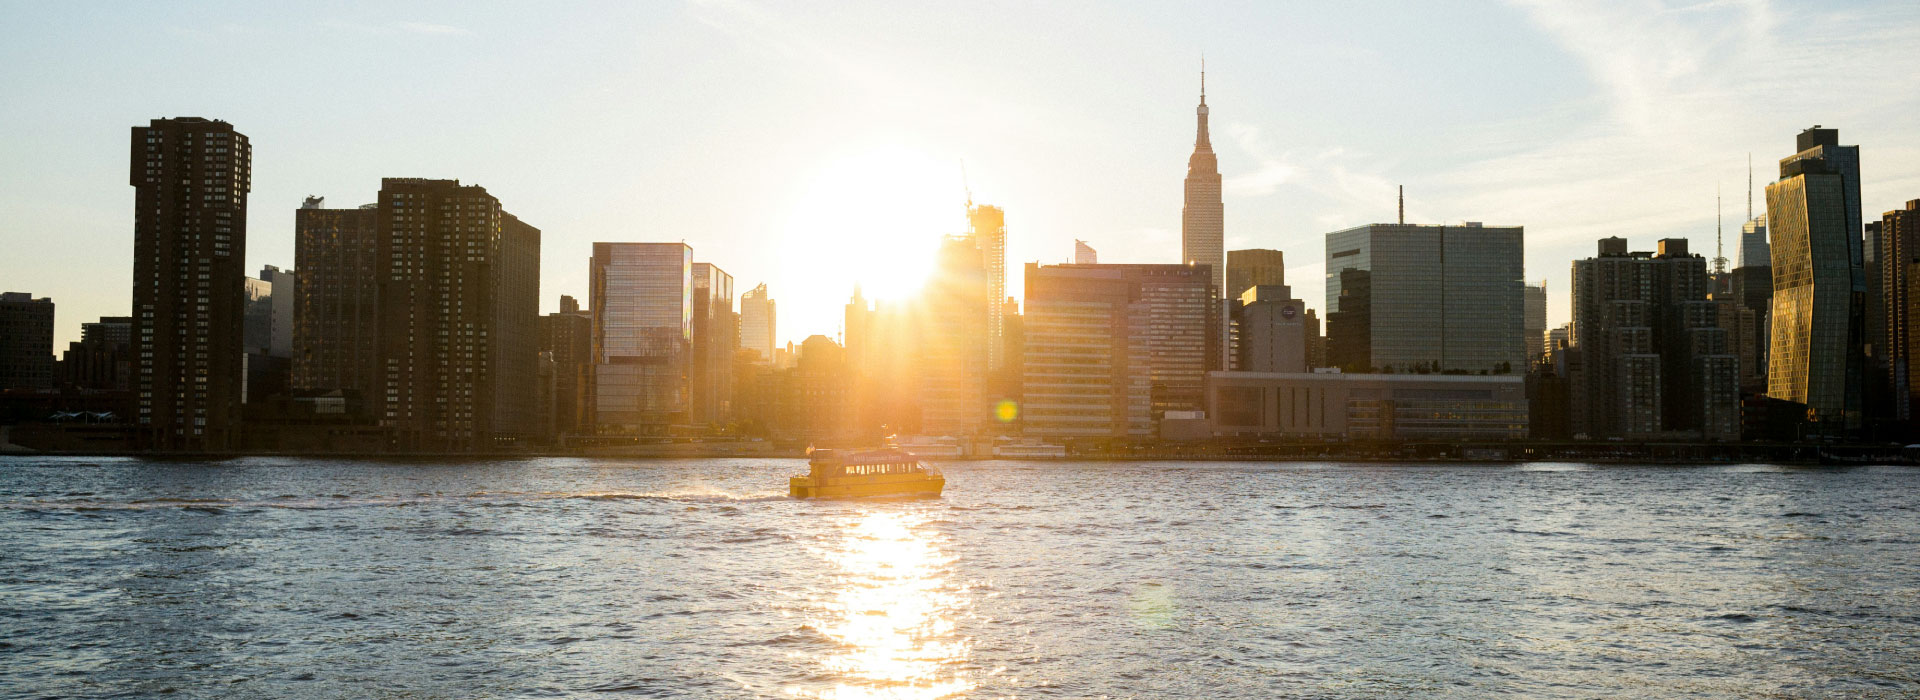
[
  {"x1": 960, "y1": 159, "x2": 972, "y2": 210},
  {"x1": 1398, "y1": 185, "x2": 1405, "y2": 225},
  {"x1": 1746, "y1": 153, "x2": 1753, "y2": 222},
  {"x1": 1714, "y1": 185, "x2": 1727, "y2": 275}
]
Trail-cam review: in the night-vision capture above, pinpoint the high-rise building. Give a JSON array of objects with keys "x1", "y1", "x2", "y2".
[
  {"x1": 1568, "y1": 237, "x2": 1740, "y2": 440},
  {"x1": 1233, "y1": 285, "x2": 1307, "y2": 373},
  {"x1": 919, "y1": 235, "x2": 990, "y2": 436},
  {"x1": 1021, "y1": 263, "x2": 1213, "y2": 437},
  {"x1": 0, "y1": 292, "x2": 55, "y2": 390},
  {"x1": 130, "y1": 117, "x2": 251, "y2": 449},
  {"x1": 292, "y1": 197, "x2": 381, "y2": 408},
  {"x1": 1766, "y1": 127, "x2": 1865, "y2": 430},
  {"x1": 60, "y1": 316, "x2": 133, "y2": 392},
  {"x1": 1226, "y1": 249, "x2": 1285, "y2": 301},
  {"x1": 1740, "y1": 216, "x2": 1771, "y2": 269},
  {"x1": 1324, "y1": 222, "x2": 1526, "y2": 374},
  {"x1": 541, "y1": 295, "x2": 592, "y2": 438},
  {"x1": 970, "y1": 204, "x2": 1008, "y2": 372},
  {"x1": 375, "y1": 178, "x2": 541, "y2": 449},
  {"x1": 740, "y1": 283, "x2": 775, "y2": 364},
  {"x1": 691, "y1": 262, "x2": 737, "y2": 428},
  {"x1": 1877, "y1": 200, "x2": 1920, "y2": 423},
  {"x1": 1524, "y1": 282, "x2": 1548, "y2": 364},
  {"x1": 1074, "y1": 240, "x2": 1098, "y2": 265},
  {"x1": 1182, "y1": 71, "x2": 1224, "y2": 298},
  {"x1": 590, "y1": 242, "x2": 692, "y2": 434}
]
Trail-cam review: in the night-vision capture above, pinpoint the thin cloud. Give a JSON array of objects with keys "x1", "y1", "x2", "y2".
[{"x1": 320, "y1": 20, "x2": 475, "y2": 37}]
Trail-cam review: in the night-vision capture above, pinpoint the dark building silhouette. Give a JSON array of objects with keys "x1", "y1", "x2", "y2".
[
  {"x1": 1766, "y1": 127, "x2": 1865, "y2": 431},
  {"x1": 1877, "y1": 200, "x2": 1920, "y2": 426},
  {"x1": 60, "y1": 316, "x2": 133, "y2": 392},
  {"x1": 374, "y1": 178, "x2": 540, "y2": 449},
  {"x1": 1568, "y1": 237, "x2": 1740, "y2": 440},
  {"x1": 1, "y1": 293, "x2": 55, "y2": 390},
  {"x1": 541, "y1": 295, "x2": 592, "y2": 438},
  {"x1": 130, "y1": 117, "x2": 250, "y2": 449},
  {"x1": 293, "y1": 197, "x2": 381, "y2": 410}
]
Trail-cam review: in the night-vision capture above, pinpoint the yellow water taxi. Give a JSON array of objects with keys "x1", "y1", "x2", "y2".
[{"x1": 789, "y1": 448, "x2": 945, "y2": 499}]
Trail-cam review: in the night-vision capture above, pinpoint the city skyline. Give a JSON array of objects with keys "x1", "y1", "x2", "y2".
[{"x1": 6, "y1": 2, "x2": 1920, "y2": 352}]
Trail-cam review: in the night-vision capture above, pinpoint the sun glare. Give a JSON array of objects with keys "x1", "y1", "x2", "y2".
[{"x1": 780, "y1": 147, "x2": 966, "y2": 302}]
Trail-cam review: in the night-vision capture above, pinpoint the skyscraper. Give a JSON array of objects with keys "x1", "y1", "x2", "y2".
[
  {"x1": 591, "y1": 242, "x2": 692, "y2": 434},
  {"x1": 1766, "y1": 127, "x2": 1865, "y2": 430},
  {"x1": 541, "y1": 296, "x2": 592, "y2": 438},
  {"x1": 1226, "y1": 249, "x2": 1285, "y2": 301},
  {"x1": 0, "y1": 292, "x2": 55, "y2": 390},
  {"x1": 1324, "y1": 222, "x2": 1526, "y2": 374},
  {"x1": 918, "y1": 235, "x2": 990, "y2": 436},
  {"x1": 130, "y1": 117, "x2": 250, "y2": 449},
  {"x1": 740, "y1": 283, "x2": 775, "y2": 364},
  {"x1": 1524, "y1": 282, "x2": 1548, "y2": 364},
  {"x1": 691, "y1": 262, "x2": 737, "y2": 427},
  {"x1": 375, "y1": 178, "x2": 541, "y2": 449},
  {"x1": 1021, "y1": 263, "x2": 1213, "y2": 436},
  {"x1": 1877, "y1": 200, "x2": 1920, "y2": 423},
  {"x1": 1074, "y1": 239, "x2": 1098, "y2": 265},
  {"x1": 970, "y1": 204, "x2": 1008, "y2": 372},
  {"x1": 293, "y1": 197, "x2": 381, "y2": 408},
  {"x1": 1568, "y1": 238, "x2": 1740, "y2": 441},
  {"x1": 1182, "y1": 68, "x2": 1223, "y2": 298}
]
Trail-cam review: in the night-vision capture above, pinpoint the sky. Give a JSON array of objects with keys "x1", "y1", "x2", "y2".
[{"x1": 4, "y1": 0, "x2": 1920, "y2": 351}]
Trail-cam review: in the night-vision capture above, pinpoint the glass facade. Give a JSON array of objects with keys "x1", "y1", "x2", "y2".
[
  {"x1": 1766, "y1": 135, "x2": 1865, "y2": 429},
  {"x1": 1325, "y1": 223, "x2": 1525, "y2": 374},
  {"x1": 591, "y1": 242, "x2": 692, "y2": 434}
]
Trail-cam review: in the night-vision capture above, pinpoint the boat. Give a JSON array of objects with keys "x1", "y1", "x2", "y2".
[{"x1": 789, "y1": 448, "x2": 945, "y2": 499}]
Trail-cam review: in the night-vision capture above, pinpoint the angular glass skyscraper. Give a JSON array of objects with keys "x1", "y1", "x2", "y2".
[
  {"x1": 1324, "y1": 223, "x2": 1526, "y2": 374},
  {"x1": 1765, "y1": 127, "x2": 1864, "y2": 429}
]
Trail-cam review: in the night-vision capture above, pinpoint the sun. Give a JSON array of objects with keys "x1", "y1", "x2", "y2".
[{"x1": 779, "y1": 146, "x2": 965, "y2": 302}]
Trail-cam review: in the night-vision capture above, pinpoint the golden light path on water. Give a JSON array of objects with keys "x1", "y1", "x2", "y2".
[{"x1": 790, "y1": 510, "x2": 975, "y2": 699}]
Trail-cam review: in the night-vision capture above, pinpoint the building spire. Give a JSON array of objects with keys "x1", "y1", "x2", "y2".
[
  {"x1": 1747, "y1": 152, "x2": 1753, "y2": 222},
  {"x1": 1714, "y1": 184, "x2": 1728, "y2": 275},
  {"x1": 1193, "y1": 57, "x2": 1211, "y2": 150}
]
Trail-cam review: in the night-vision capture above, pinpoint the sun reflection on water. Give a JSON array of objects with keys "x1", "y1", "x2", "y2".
[{"x1": 792, "y1": 510, "x2": 974, "y2": 699}]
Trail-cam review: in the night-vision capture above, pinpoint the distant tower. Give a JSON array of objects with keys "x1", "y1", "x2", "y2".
[
  {"x1": 1398, "y1": 185, "x2": 1405, "y2": 225},
  {"x1": 1182, "y1": 60, "x2": 1224, "y2": 298},
  {"x1": 1074, "y1": 239, "x2": 1098, "y2": 265},
  {"x1": 1713, "y1": 186, "x2": 1728, "y2": 275}
]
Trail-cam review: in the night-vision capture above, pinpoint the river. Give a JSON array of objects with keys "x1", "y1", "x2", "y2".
[{"x1": 2, "y1": 457, "x2": 1917, "y2": 698}]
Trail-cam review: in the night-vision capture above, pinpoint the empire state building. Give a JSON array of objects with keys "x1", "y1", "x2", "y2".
[{"x1": 1182, "y1": 69, "x2": 1224, "y2": 299}]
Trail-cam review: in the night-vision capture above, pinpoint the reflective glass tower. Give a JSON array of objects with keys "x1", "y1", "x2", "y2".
[{"x1": 1765, "y1": 127, "x2": 1864, "y2": 429}]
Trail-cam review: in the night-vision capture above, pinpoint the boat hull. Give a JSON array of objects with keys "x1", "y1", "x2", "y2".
[{"x1": 789, "y1": 473, "x2": 945, "y2": 499}]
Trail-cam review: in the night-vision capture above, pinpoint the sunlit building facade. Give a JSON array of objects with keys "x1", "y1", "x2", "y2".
[
  {"x1": 1021, "y1": 263, "x2": 1212, "y2": 438},
  {"x1": 970, "y1": 204, "x2": 1008, "y2": 373},
  {"x1": 1226, "y1": 248, "x2": 1285, "y2": 301},
  {"x1": 691, "y1": 263, "x2": 737, "y2": 428},
  {"x1": 739, "y1": 283, "x2": 775, "y2": 364},
  {"x1": 1766, "y1": 127, "x2": 1864, "y2": 429},
  {"x1": 591, "y1": 242, "x2": 692, "y2": 434}
]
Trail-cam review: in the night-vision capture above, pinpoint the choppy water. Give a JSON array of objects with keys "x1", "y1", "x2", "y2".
[{"x1": 2, "y1": 458, "x2": 1919, "y2": 698}]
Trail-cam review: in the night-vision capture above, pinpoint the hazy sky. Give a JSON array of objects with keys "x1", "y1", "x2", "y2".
[{"x1": 5, "y1": 0, "x2": 1920, "y2": 350}]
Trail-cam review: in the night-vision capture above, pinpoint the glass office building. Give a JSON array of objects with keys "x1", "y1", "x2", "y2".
[
  {"x1": 1765, "y1": 127, "x2": 1864, "y2": 429},
  {"x1": 1324, "y1": 223, "x2": 1525, "y2": 374},
  {"x1": 591, "y1": 242, "x2": 693, "y2": 434}
]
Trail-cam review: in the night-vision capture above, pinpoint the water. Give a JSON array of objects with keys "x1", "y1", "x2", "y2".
[{"x1": 2, "y1": 458, "x2": 1918, "y2": 699}]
